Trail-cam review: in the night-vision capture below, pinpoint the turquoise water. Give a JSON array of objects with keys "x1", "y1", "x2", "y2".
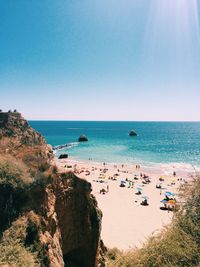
[{"x1": 29, "y1": 121, "x2": 200, "y2": 167}]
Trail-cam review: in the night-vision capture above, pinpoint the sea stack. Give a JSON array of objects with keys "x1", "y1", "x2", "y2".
[
  {"x1": 58, "y1": 153, "x2": 68, "y2": 159},
  {"x1": 78, "y1": 135, "x2": 88, "y2": 142},
  {"x1": 129, "y1": 130, "x2": 137, "y2": 136}
]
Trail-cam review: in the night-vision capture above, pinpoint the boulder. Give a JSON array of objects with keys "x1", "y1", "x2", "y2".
[
  {"x1": 78, "y1": 135, "x2": 88, "y2": 142},
  {"x1": 129, "y1": 130, "x2": 137, "y2": 136},
  {"x1": 58, "y1": 154, "x2": 68, "y2": 159}
]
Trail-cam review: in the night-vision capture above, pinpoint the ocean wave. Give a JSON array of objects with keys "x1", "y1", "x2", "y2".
[
  {"x1": 67, "y1": 128, "x2": 83, "y2": 130},
  {"x1": 53, "y1": 142, "x2": 79, "y2": 151},
  {"x1": 67, "y1": 127, "x2": 112, "y2": 131}
]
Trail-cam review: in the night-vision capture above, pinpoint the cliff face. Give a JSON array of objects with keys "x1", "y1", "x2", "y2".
[
  {"x1": 25, "y1": 172, "x2": 102, "y2": 267},
  {"x1": 0, "y1": 111, "x2": 53, "y2": 170},
  {"x1": 0, "y1": 111, "x2": 45, "y2": 145},
  {"x1": 0, "y1": 111, "x2": 102, "y2": 267}
]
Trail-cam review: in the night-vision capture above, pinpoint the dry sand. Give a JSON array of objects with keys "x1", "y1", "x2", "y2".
[{"x1": 56, "y1": 158, "x2": 194, "y2": 250}]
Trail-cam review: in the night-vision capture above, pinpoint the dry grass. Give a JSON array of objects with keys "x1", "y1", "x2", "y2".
[
  {"x1": 0, "y1": 215, "x2": 39, "y2": 267},
  {"x1": 105, "y1": 177, "x2": 200, "y2": 267},
  {"x1": 0, "y1": 155, "x2": 32, "y2": 188}
]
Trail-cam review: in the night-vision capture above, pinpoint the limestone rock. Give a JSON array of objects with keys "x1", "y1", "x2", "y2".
[
  {"x1": 0, "y1": 112, "x2": 102, "y2": 267},
  {"x1": 78, "y1": 135, "x2": 88, "y2": 142},
  {"x1": 0, "y1": 111, "x2": 45, "y2": 145},
  {"x1": 129, "y1": 130, "x2": 137, "y2": 136},
  {"x1": 0, "y1": 111, "x2": 54, "y2": 169},
  {"x1": 58, "y1": 154, "x2": 68, "y2": 159}
]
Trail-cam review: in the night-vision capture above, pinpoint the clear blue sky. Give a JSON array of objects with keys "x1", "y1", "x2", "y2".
[{"x1": 0, "y1": 0, "x2": 200, "y2": 120}]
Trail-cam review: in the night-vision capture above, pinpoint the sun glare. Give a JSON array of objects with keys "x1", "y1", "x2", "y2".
[{"x1": 142, "y1": 0, "x2": 200, "y2": 77}]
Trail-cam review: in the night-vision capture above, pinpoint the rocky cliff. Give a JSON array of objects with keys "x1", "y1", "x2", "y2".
[
  {"x1": 0, "y1": 111, "x2": 44, "y2": 145},
  {"x1": 0, "y1": 111, "x2": 102, "y2": 267},
  {"x1": 0, "y1": 111, "x2": 53, "y2": 171}
]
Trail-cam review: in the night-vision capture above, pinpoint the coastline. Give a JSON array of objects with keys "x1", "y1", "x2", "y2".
[
  {"x1": 56, "y1": 155, "x2": 196, "y2": 250},
  {"x1": 55, "y1": 153, "x2": 199, "y2": 177}
]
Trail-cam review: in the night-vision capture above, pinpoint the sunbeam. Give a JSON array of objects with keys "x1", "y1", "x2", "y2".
[{"x1": 143, "y1": 0, "x2": 200, "y2": 80}]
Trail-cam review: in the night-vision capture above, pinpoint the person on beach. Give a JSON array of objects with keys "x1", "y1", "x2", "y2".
[
  {"x1": 141, "y1": 199, "x2": 149, "y2": 206},
  {"x1": 100, "y1": 188, "x2": 106, "y2": 194},
  {"x1": 107, "y1": 185, "x2": 109, "y2": 193},
  {"x1": 135, "y1": 189, "x2": 142, "y2": 195},
  {"x1": 136, "y1": 164, "x2": 140, "y2": 170}
]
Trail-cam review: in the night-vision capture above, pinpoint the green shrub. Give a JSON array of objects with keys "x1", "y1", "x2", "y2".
[
  {"x1": 22, "y1": 153, "x2": 50, "y2": 173},
  {"x1": 0, "y1": 216, "x2": 39, "y2": 267},
  {"x1": 38, "y1": 162, "x2": 50, "y2": 172},
  {"x1": 23, "y1": 153, "x2": 37, "y2": 165},
  {"x1": 0, "y1": 157, "x2": 32, "y2": 188},
  {"x1": 29, "y1": 173, "x2": 53, "y2": 189},
  {"x1": 0, "y1": 242, "x2": 39, "y2": 267},
  {"x1": 52, "y1": 165, "x2": 58, "y2": 174}
]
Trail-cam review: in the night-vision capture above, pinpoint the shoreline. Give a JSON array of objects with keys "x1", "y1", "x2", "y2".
[
  {"x1": 55, "y1": 154, "x2": 199, "y2": 177},
  {"x1": 56, "y1": 156, "x2": 196, "y2": 250}
]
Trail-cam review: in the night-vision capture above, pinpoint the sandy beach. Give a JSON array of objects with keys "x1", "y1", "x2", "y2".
[{"x1": 56, "y1": 157, "x2": 196, "y2": 250}]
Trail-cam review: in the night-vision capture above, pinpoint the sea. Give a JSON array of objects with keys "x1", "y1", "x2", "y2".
[{"x1": 29, "y1": 121, "x2": 200, "y2": 172}]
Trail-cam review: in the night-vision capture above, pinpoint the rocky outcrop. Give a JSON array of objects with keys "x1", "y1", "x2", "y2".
[
  {"x1": 58, "y1": 154, "x2": 68, "y2": 159},
  {"x1": 0, "y1": 172, "x2": 102, "y2": 267},
  {"x1": 0, "y1": 112, "x2": 54, "y2": 170},
  {"x1": 26, "y1": 172, "x2": 102, "y2": 267},
  {"x1": 129, "y1": 130, "x2": 137, "y2": 136},
  {"x1": 0, "y1": 112, "x2": 102, "y2": 267},
  {"x1": 53, "y1": 143, "x2": 75, "y2": 151},
  {"x1": 0, "y1": 111, "x2": 45, "y2": 145},
  {"x1": 78, "y1": 135, "x2": 88, "y2": 142}
]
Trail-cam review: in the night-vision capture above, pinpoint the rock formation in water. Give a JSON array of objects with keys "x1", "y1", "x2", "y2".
[
  {"x1": 53, "y1": 143, "x2": 74, "y2": 151},
  {"x1": 78, "y1": 135, "x2": 88, "y2": 142},
  {"x1": 0, "y1": 111, "x2": 102, "y2": 267},
  {"x1": 58, "y1": 153, "x2": 68, "y2": 159},
  {"x1": 129, "y1": 129, "x2": 137, "y2": 136}
]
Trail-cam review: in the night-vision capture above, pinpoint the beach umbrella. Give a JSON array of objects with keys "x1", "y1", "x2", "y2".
[
  {"x1": 167, "y1": 202, "x2": 175, "y2": 206},
  {"x1": 160, "y1": 199, "x2": 168, "y2": 203},
  {"x1": 136, "y1": 187, "x2": 142, "y2": 191},
  {"x1": 165, "y1": 191, "x2": 176, "y2": 196},
  {"x1": 168, "y1": 199, "x2": 176, "y2": 204},
  {"x1": 142, "y1": 196, "x2": 149, "y2": 200}
]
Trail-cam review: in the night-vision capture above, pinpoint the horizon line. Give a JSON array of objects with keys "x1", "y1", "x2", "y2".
[{"x1": 28, "y1": 119, "x2": 200, "y2": 122}]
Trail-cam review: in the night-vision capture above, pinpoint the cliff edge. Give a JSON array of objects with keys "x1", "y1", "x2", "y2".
[{"x1": 0, "y1": 111, "x2": 102, "y2": 267}]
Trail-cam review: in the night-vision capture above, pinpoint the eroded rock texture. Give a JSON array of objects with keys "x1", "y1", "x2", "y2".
[{"x1": 0, "y1": 111, "x2": 102, "y2": 267}]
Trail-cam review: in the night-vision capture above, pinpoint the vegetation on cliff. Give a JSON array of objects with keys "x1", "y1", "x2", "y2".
[
  {"x1": 106, "y1": 176, "x2": 200, "y2": 267},
  {"x1": 0, "y1": 213, "x2": 42, "y2": 267},
  {"x1": 0, "y1": 112, "x2": 102, "y2": 267}
]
